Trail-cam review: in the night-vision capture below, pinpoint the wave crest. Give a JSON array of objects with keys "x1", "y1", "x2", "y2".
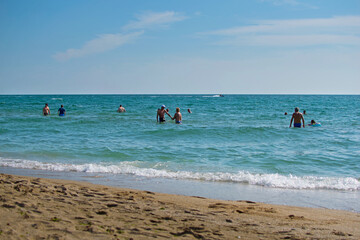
[{"x1": 1, "y1": 157, "x2": 359, "y2": 191}]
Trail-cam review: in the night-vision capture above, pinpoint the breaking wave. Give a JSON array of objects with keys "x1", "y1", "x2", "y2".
[{"x1": 1, "y1": 157, "x2": 359, "y2": 191}]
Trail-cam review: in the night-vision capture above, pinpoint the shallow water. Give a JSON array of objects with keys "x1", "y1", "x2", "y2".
[{"x1": 0, "y1": 95, "x2": 359, "y2": 201}]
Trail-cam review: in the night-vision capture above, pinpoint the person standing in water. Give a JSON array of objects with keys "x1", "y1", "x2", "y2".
[
  {"x1": 58, "y1": 105, "x2": 66, "y2": 116},
  {"x1": 172, "y1": 107, "x2": 182, "y2": 124},
  {"x1": 117, "y1": 105, "x2": 126, "y2": 112},
  {"x1": 289, "y1": 107, "x2": 305, "y2": 128},
  {"x1": 43, "y1": 103, "x2": 50, "y2": 116},
  {"x1": 157, "y1": 105, "x2": 172, "y2": 123}
]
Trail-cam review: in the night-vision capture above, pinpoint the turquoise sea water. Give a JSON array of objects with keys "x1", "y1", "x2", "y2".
[{"x1": 1, "y1": 95, "x2": 359, "y2": 209}]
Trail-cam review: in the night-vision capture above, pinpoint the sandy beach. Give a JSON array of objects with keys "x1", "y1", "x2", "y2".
[{"x1": 0, "y1": 173, "x2": 359, "y2": 240}]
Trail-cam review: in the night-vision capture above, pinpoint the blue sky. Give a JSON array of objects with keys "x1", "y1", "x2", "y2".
[{"x1": 0, "y1": 0, "x2": 359, "y2": 94}]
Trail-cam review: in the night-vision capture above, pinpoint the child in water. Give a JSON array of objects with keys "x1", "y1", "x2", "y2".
[{"x1": 172, "y1": 107, "x2": 182, "y2": 124}]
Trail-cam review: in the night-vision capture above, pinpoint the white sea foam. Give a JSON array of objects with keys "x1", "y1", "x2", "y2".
[
  {"x1": 51, "y1": 98, "x2": 63, "y2": 100},
  {"x1": 1, "y1": 157, "x2": 359, "y2": 191},
  {"x1": 202, "y1": 95, "x2": 224, "y2": 98}
]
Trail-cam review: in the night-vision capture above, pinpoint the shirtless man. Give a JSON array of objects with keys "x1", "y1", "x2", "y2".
[
  {"x1": 43, "y1": 103, "x2": 50, "y2": 116},
  {"x1": 157, "y1": 105, "x2": 172, "y2": 123},
  {"x1": 172, "y1": 107, "x2": 182, "y2": 124},
  {"x1": 289, "y1": 107, "x2": 305, "y2": 128},
  {"x1": 117, "y1": 105, "x2": 126, "y2": 113}
]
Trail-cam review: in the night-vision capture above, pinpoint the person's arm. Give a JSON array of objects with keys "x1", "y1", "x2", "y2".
[
  {"x1": 302, "y1": 115, "x2": 305, "y2": 128},
  {"x1": 156, "y1": 112, "x2": 159, "y2": 122},
  {"x1": 289, "y1": 116, "x2": 293, "y2": 128},
  {"x1": 166, "y1": 111, "x2": 172, "y2": 118},
  {"x1": 48, "y1": 108, "x2": 50, "y2": 115}
]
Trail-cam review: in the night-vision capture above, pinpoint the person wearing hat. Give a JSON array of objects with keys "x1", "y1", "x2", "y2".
[{"x1": 157, "y1": 105, "x2": 172, "y2": 123}]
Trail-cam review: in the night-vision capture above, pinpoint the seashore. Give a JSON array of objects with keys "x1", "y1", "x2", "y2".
[{"x1": 1, "y1": 173, "x2": 360, "y2": 240}]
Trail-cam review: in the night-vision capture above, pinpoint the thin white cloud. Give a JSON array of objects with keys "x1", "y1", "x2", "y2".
[
  {"x1": 53, "y1": 31, "x2": 143, "y2": 61},
  {"x1": 218, "y1": 34, "x2": 360, "y2": 47},
  {"x1": 261, "y1": 0, "x2": 300, "y2": 6},
  {"x1": 123, "y1": 11, "x2": 187, "y2": 30},
  {"x1": 200, "y1": 16, "x2": 360, "y2": 47},
  {"x1": 53, "y1": 11, "x2": 187, "y2": 61},
  {"x1": 260, "y1": 0, "x2": 317, "y2": 9}
]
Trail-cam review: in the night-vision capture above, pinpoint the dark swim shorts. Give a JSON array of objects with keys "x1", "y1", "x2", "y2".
[
  {"x1": 294, "y1": 123, "x2": 301, "y2": 128},
  {"x1": 159, "y1": 117, "x2": 165, "y2": 122}
]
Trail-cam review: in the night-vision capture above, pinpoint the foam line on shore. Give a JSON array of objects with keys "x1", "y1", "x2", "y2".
[{"x1": 1, "y1": 157, "x2": 359, "y2": 191}]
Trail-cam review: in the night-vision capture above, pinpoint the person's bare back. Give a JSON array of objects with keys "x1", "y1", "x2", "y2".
[
  {"x1": 117, "y1": 105, "x2": 126, "y2": 113},
  {"x1": 289, "y1": 107, "x2": 305, "y2": 128},
  {"x1": 172, "y1": 107, "x2": 182, "y2": 124}
]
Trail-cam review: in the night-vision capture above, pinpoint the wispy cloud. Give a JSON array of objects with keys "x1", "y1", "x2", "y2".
[
  {"x1": 53, "y1": 31, "x2": 143, "y2": 61},
  {"x1": 260, "y1": 0, "x2": 317, "y2": 9},
  {"x1": 200, "y1": 16, "x2": 360, "y2": 47},
  {"x1": 123, "y1": 11, "x2": 187, "y2": 31},
  {"x1": 261, "y1": 0, "x2": 300, "y2": 6},
  {"x1": 53, "y1": 11, "x2": 187, "y2": 61}
]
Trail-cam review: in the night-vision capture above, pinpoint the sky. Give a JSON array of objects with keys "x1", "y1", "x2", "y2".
[{"x1": 0, "y1": 0, "x2": 359, "y2": 94}]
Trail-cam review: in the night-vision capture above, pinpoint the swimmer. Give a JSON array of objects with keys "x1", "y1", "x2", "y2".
[
  {"x1": 289, "y1": 107, "x2": 305, "y2": 128},
  {"x1": 117, "y1": 105, "x2": 126, "y2": 113},
  {"x1": 58, "y1": 105, "x2": 66, "y2": 116},
  {"x1": 172, "y1": 107, "x2": 182, "y2": 124},
  {"x1": 308, "y1": 120, "x2": 321, "y2": 126},
  {"x1": 188, "y1": 108, "x2": 192, "y2": 113},
  {"x1": 284, "y1": 112, "x2": 288, "y2": 115},
  {"x1": 303, "y1": 110, "x2": 307, "y2": 115},
  {"x1": 157, "y1": 105, "x2": 172, "y2": 123},
  {"x1": 43, "y1": 103, "x2": 50, "y2": 116}
]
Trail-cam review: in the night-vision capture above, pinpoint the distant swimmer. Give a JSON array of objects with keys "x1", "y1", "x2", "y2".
[
  {"x1": 289, "y1": 107, "x2": 305, "y2": 128},
  {"x1": 172, "y1": 107, "x2": 182, "y2": 124},
  {"x1": 58, "y1": 105, "x2": 66, "y2": 116},
  {"x1": 303, "y1": 110, "x2": 307, "y2": 115},
  {"x1": 157, "y1": 105, "x2": 172, "y2": 123},
  {"x1": 117, "y1": 105, "x2": 126, "y2": 113},
  {"x1": 284, "y1": 112, "x2": 288, "y2": 115},
  {"x1": 43, "y1": 103, "x2": 50, "y2": 116},
  {"x1": 188, "y1": 108, "x2": 192, "y2": 113}
]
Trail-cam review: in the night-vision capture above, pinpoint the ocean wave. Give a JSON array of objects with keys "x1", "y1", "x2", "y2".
[
  {"x1": 51, "y1": 98, "x2": 63, "y2": 101},
  {"x1": 1, "y1": 158, "x2": 359, "y2": 191},
  {"x1": 202, "y1": 95, "x2": 225, "y2": 98}
]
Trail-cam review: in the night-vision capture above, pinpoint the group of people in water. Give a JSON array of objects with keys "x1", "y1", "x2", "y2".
[
  {"x1": 287, "y1": 107, "x2": 320, "y2": 128},
  {"x1": 43, "y1": 103, "x2": 319, "y2": 127},
  {"x1": 42, "y1": 103, "x2": 66, "y2": 116},
  {"x1": 42, "y1": 103, "x2": 188, "y2": 125},
  {"x1": 156, "y1": 105, "x2": 184, "y2": 124}
]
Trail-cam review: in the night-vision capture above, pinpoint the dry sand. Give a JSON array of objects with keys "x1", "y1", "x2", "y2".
[{"x1": 0, "y1": 173, "x2": 359, "y2": 240}]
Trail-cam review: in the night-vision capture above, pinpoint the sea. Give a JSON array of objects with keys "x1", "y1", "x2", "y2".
[{"x1": 0, "y1": 94, "x2": 359, "y2": 212}]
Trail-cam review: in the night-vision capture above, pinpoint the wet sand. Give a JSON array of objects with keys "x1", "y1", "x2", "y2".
[{"x1": 1, "y1": 173, "x2": 359, "y2": 239}]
